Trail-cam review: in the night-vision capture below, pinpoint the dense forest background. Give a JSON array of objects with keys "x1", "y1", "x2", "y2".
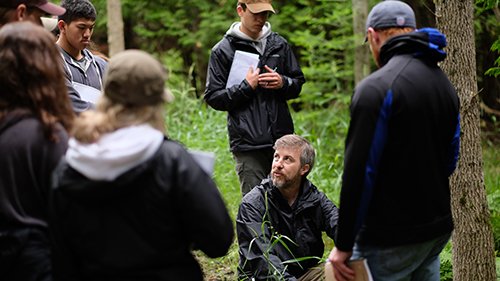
[{"x1": 89, "y1": 0, "x2": 499, "y2": 122}]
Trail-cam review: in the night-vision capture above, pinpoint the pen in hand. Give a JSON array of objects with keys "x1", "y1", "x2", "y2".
[{"x1": 264, "y1": 66, "x2": 277, "y2": 86}]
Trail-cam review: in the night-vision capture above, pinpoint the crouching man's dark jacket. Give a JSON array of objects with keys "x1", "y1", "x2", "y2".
[{"x1": 237, "y1": 178, "x2": 339, "y2": 280}]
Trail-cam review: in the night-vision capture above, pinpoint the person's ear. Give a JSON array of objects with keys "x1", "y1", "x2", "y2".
[
  {"x1": 300, "y1": 164, "x2": 310, "y2": 176},
  {"x1": 367, "y1": 27, "x2": 378, "y2": 44},
  {"x1": 14, "y1": 4, "x2": 28, "y2": 21},
  {"x1": 237, "y1": 5, "x2": 244, "y2": 16},
  {"x1": 57, "y1": 20, "x2": 66, "y2": 33}
]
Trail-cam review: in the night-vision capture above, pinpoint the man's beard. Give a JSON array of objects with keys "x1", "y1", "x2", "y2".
[{"x1": 272, "y1": 172, "x2": 301, "y2": 190}]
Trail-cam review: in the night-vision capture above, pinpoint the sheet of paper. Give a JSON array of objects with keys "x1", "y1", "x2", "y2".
[
  {"x1": 189, "y1": 150, "x2": 216, "y2": 175},
  {"x1": 225, "y1": 50, "x2": 260, "y2": 89},
  {"x1": 73, "y1": 82, "x2": 102, "y2": 104}
]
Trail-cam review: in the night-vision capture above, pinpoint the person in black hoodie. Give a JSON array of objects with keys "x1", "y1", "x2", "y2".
[
  {"x1": 327, "y1": 1, "x2": 460, "y2": 281},
  {"x1": 49, "y1": 50, "x2": 234, "y2": 281},
  {"x1": 0, "y1": 22, "x2": 74, "y2": 281},
  {"x1": 204, "y1": 0, "x2": 305, "y2": 196}
]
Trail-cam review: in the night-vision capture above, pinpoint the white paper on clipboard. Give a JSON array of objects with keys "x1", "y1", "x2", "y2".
[{"x1": 225, "y1": 50, "x2": 259, "y2": 89}]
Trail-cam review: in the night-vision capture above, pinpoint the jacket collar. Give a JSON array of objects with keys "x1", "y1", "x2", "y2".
[
  {"x1": 379, "y1": 27, "x2": 447, "y2": 66},
  {"x1": 263, "y1": 177, "x2": 319, "y2": 210}
]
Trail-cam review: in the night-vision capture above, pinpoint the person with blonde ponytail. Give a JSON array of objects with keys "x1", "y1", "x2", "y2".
[{"x1": 49, "y1": 49, "x2": 234, "y2": 281}]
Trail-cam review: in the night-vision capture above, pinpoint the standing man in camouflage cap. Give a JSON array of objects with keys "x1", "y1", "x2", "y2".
[{"x1": 204, "y1": 0, "x2": 305, "y2": 197}]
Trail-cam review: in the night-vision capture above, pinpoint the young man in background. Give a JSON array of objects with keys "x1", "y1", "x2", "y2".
[{"x1": 57, "y1": 0, "x2": 107, "y2": 113}]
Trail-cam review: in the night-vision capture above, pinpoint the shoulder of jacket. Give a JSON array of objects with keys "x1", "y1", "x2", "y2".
[
  {"x1": 354, "y1": 70, "x2": 392, "y2": 101},
  {"x1": 268, "y1": 32, "x2": 289, "y2": 45},
  {"x1": 157, "y1": 138, "x2": 185, "y2": 154},
  {"x1": 212, "y1": 35, "x2": 233, "y2": 52},
  {"x1": 241, "y1": 181, "x2": 271, "y2": 204},
  {"x1": 58, "y1": 47, "x2": 72, "y2": 62},
  {"x1": 83, "y1": 49, "x2": 107, "y2": 65}
]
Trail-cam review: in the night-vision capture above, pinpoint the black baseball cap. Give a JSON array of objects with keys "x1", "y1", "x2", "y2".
[{"x1": 365, "y1": 1, "x2": 416, "y2": 42}]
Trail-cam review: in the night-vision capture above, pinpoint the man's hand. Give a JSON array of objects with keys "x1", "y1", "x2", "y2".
[
  {"x1": 328, "y1": 247, "x2": 355, "y2": 281},
  {"x1": 258, "y1": 65, "x2": 283, "y2": 89},
  {"x1": 245, "y1": 66, "x2": 260, "y2": 90}
]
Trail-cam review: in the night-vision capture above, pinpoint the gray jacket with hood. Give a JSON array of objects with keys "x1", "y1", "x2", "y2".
[{"x1": 60, "y1": 47, "x2": 107, "y2": 113}]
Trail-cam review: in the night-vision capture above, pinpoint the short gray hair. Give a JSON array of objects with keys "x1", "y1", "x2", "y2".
[{"x1": 273, "y1": 134, "x2": 315, "y2": 173}]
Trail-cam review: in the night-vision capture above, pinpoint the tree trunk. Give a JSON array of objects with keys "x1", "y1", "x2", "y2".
[
  {"x1": 352, "y1": 0, "x2": 370, "y2": 85},
  {"x1": 106, "y1": 0, "x2": 125, "y2": 57},
  {"x1": 434, "y1": 1, "x2": 496, "y2": 280}
]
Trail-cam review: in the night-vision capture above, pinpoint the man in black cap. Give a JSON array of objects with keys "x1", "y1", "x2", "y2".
[
  {"x1": 0, "y1": 0, "x2": 65, "y2": 27},
  {"x1": 327, "y1": 1, "x2": 460, "y2": 281}
]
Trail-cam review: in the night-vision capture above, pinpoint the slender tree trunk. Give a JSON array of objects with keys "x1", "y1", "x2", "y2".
[
  {"x1": 434, "y1": 1, "x2": 496, "y2": 280},
  {"x1": 106, "y1": 0, "x2": 125, "y2": 57},
  {"x1": 352, "y1": 0, "x2": 370, "y2": 85}
]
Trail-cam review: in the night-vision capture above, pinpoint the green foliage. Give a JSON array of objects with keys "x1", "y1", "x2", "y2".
[
  {"x1": 439, "y1": 242, "x2": 454, "y2": 281},
  {"x1": 90, "y1": 0, "x2": 356, "y2": 108},
  {"x1": 475, "y1": 0, "x2": 499, "y2": 10},
  {"x1": 484, "y1": 143, "x2": 500, "y2": 256},
  {"x1": 485, "y1": 39, "x2": 500, "y2": 77},
  {"x1": 475, "y1": 0, "x2": 500, "y2": 78},
  {"x1": 272, "y1": 0, "x2": 355, "y2": 108}
]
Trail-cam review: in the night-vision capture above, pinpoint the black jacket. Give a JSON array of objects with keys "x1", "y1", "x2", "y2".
[
  {"x1": 336, "y1": 28, "x2": 460, "y2": 251},
  {"x1": 237, "y1": 178, "x2": 338, "y2": 280},
  {"x1": 49, "y1": 139, "x2": 234, "y2": 281},
  {"x1": 204, "y1": 32, "x2": 305, "y2": 152},
  {"x1": 0, "y1": 110, "x2": 68, "y2": 276}
]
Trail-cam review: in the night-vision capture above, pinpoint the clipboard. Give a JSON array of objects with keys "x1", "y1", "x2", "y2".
[{"x1": 325, "y1": 259, "x2": 373, "y2": 281}]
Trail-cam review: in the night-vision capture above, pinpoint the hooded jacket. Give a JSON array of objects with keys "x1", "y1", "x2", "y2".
[
  {"x1": 204, "y1": 22, "x2": 305, "y2": 152},
  {"x1": 336, "y1": 28, "x2": 461, "y2": 251},
  {"x1": 59, "y1": 47, "x2": 108, "y2": 113},
  {"x1": 49, "y1": 126, "x2": 234, "y2": 281},
  {"x1": 237, "y1": 178, "x2": 338, "y2": 280}
]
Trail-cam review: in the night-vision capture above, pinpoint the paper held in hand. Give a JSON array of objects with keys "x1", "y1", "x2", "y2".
[
  {"x1": 325, "y1": 259, "x2": 374, "y2": 281},
  {"x1": 73, "y1": 82, "x2": 102, "y2": 104},
  {"x1": 225, "y1": 50, "x2": 259, "y2": 89},
  {"x1": 188, "y1": 150, "x2": 215, "y2": 176}
]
